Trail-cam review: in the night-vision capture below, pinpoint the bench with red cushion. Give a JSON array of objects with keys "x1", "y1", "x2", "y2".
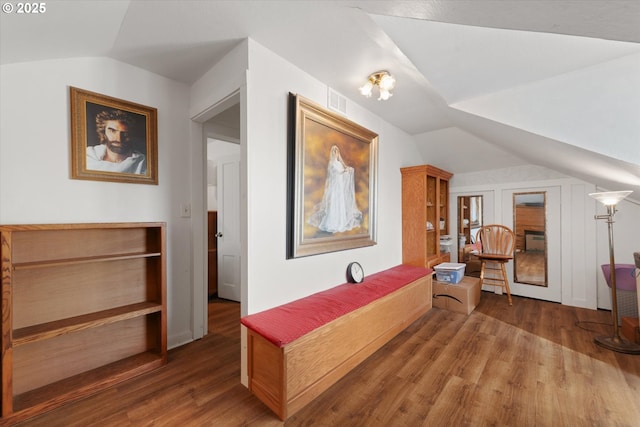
[
  {"x1": 241, "y1": 264, "x2": 432, "y2": 347},
  {"x1": 241, "y1": 264, "x2": 433, "y2": 420}
]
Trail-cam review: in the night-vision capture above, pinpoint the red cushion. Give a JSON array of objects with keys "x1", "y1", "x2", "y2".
[{"x1": 240, "y1": 264, "x2": 432, "y2": 347}]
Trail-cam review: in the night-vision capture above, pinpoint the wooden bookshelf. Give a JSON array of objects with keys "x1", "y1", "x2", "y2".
[
  {"x1": 0, "y1": 223, "x2": 167, "y2": 424},
  {"x1": 401, "y1": 165, "x2": 453, "y2": 268}
]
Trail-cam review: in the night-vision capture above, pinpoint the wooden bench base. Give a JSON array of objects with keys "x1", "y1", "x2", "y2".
[{"x1": 244, "y1": 274, "x2": 432, "y2": 420}]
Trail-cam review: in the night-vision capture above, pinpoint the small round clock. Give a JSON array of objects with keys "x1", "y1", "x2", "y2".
[{"x1": 346, "y1": 262, "x2": 364, "y2": 284}]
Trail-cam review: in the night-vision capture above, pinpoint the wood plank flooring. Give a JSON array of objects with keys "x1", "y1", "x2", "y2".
[
  {"x1": 515, "y1": 251, "x2": 546, "y2": 286},
  {"x1": 16, "y1": 293, "x2": 640, "y2": 427}
]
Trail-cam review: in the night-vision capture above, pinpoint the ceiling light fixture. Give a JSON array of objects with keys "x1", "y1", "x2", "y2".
[{"x1": 359, "y1": 70, "x2": 395, "y2": 101}]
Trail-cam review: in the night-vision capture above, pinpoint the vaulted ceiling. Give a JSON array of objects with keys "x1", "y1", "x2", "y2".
[{"x1": 2, "y1": 1, "x2": 639, "y2": 197}]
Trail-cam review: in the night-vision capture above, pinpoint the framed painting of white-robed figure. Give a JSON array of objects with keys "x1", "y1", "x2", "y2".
[
  {"x1": 287, "y1": 93, "x2": 378, "y2": 258},
  {"x1": 70, "y1": 87, "x2": 158, "y2": 185}
]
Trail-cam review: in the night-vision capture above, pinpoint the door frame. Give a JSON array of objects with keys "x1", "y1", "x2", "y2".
[
  {"x1": 502, "y1": 185, "x2": 562, "y2": 303},
  {"x1": 191, "y1": 89, "x2": 244, "y2": 339}
]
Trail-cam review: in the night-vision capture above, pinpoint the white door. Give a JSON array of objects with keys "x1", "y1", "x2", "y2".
[
  {"x1": 502, "y1": 186, "x2": 562, "y2": 303},
  {"x1": 217, "y1": 155, "x2": 241, "y2": 302}
]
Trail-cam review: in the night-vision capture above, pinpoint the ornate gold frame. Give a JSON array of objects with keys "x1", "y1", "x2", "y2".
[{"x1": 287, "y1": 94, "x2": 378, "y2": 258}]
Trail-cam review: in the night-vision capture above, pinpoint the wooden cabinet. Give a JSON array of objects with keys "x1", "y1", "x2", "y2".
[
  {"x1": 208, "y1": 211, "x2": 218, "y2": 298},
  {"x1": 401, "y1": 165, "x2": 453, "y2": 269},
  {"x1": 0, "y1": 222, "x2": 167, "y2": 423}
]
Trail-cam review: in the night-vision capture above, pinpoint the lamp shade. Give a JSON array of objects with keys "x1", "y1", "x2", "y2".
[
  {"x1": 378, "y1": 88, "x2": 391, "y2": 101},
  {"x1": 359, "y1": 81, "x2": 373, "y2": 97},
  {"x1": 588, "y1": 191, "x2": 632, "y2": 206},
  {"x1": 378, "y1": 73, "x2": 395, "y2": 91}
]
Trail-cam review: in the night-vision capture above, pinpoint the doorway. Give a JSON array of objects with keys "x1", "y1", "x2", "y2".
[{"x1": 203, "y1": 99, "x2": 242, "y2": 333}]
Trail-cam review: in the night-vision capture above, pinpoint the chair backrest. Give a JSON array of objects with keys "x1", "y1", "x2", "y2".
[{"x1": 475, "y1": 224, "x2": 515, "y2": 256}]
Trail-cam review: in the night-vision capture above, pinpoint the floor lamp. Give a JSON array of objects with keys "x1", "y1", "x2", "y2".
[{"x1": 589, "y1": 190, "x2": 640, "y2": 354}]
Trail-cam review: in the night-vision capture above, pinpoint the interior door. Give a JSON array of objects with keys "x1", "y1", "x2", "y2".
[
  {"x1": 502, "y1": 186, "x2": 561, "y2": 302},
  {"x1": 217, "y1": 155, "x2": 241, "y2": 302}
]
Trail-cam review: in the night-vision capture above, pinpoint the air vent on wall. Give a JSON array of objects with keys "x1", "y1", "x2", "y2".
[{"x1": 327, "y1": 88, "x2": 347, "y2": 115}]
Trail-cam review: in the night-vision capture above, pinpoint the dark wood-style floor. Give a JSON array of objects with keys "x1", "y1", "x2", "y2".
[{"x1": 17, "y1": 293, "x2": 640, "y2": 426}]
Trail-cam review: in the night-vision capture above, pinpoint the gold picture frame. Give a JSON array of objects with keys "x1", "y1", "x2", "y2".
[
  {"x1": 287, "y1": 93, "x2": 378, "y2": 258},
  {"x1": 70, "y1": 87, "x2": 158, "y2": 185}
]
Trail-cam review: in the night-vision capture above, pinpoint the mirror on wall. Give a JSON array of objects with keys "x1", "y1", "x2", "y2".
[
  {"x1": 458, "y1": 195, "x2": 483, "y2": 245},
  {"x1": 458, "y1": 195, "x2": 483, "y2": 277},
  {"x1": 513, "y1": 192, "x2": 547, "y2": 286}
]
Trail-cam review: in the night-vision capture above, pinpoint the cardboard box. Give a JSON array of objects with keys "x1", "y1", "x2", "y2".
[
  {"x1": 621, "y1": 316, "x2": 640, "y2": 344},
  {"x1": 433, "y1": 276, "x2": 480, "y2": 315}
]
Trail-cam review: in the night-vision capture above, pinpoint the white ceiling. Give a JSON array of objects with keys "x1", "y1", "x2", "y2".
[{"x1": 2, "y1": 0, "x2": 639, "y2": 195}]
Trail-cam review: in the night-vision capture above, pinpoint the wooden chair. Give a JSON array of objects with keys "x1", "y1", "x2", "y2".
[{"x1": 475, "y1": 224, "x2": 516, "y2": 305}]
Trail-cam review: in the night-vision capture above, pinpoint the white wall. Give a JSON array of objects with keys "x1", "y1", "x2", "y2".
[
  {"x1": 241, "y1": 39, "x2": 421, "y2": 315},
  {"x1": 0, "y1": 57, "x2": 194, "y2": 348}
]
